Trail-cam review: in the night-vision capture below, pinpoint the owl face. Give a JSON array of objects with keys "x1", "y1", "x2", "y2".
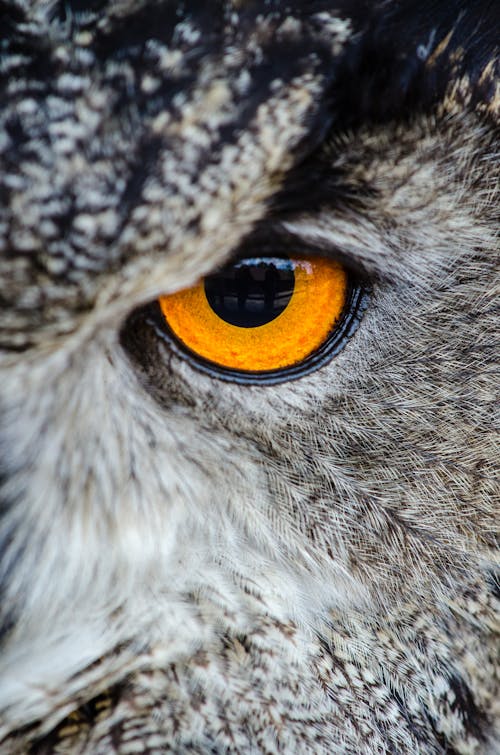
[{"x1": 0, "y1": 1, "x2": 498, "y2": 751}]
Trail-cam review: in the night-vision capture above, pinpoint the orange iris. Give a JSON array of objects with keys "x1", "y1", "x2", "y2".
[{"x1": 158, "y1": 256, "x2": 348, "y2": 373}]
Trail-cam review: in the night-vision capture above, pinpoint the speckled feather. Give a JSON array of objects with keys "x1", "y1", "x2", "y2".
[{"x1": 0, "y1": 1, "x2": 498, "y2": 753}]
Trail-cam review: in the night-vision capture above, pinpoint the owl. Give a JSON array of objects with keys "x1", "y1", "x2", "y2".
[{"x1": 0, "y1": 0, "x2": 498, "y2": 752}]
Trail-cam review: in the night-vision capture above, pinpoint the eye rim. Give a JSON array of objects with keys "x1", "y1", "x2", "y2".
[{"x1": 145, "y1": 264, "x2": 369, "y2": 386}]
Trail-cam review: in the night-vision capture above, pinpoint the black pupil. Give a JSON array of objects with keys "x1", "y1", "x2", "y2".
[{"x1": 204, "y1": 256, "x2": 295, "y2": 328}]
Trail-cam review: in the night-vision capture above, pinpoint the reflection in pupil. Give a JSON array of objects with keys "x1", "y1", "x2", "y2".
[{"x1": 204, "y1": 257, "x2": 295, "y2": 328}]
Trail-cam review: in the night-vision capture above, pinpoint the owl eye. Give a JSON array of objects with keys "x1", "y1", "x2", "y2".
[{"x1": 154, "y1": 254, "x2": 366, "y2": 384}]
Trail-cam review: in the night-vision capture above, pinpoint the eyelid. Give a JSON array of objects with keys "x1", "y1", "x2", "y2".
[
  {"x1": 232, "y1": 225, "x2": 372, "y2": 280},
  {"x1": 150, "y1": 284, "x2": 368, "y2": 386}
]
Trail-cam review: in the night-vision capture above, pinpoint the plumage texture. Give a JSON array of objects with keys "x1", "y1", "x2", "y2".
[{"x1": 0, "y1": 0, "x2": 498, "y2": 752}]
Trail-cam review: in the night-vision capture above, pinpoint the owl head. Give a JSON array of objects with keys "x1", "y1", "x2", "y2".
[{"x1": 0, "y1": 1, "x2": 498, "y2": 751}]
